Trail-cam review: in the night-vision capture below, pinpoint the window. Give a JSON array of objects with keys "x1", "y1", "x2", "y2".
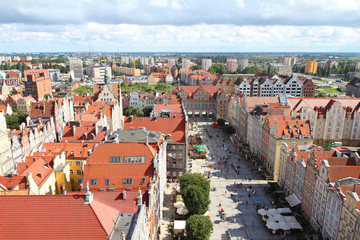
[
  {"x1": 77, "y1": 179, "x2": 82, "y2": 184},
  {"x1": 349, "y1": 217, "x2": 354, "y2": 227},
  {"x1": 90, "y1": 179, "x2": 97, "y2": 185},
  {"x1": 70, "y1": 170, "x2": 73, "y2": 174},
  {"x1": 110, "y1": 156, "x2": 121, "y2": 163},
  {"x1": 123, "y1": 178, "x2": 132, "y2": 184},
  {"x1": 105, "y1": 179, "x2": 110, "y2": 186},
  {"x1": 124, "y1": 156, "x2": 145, "y2": 163},
  {"x1": 141, "y1": 178, "x2": 145, "y2": 184},
  {"x1": 344, "y1": 212, "x2": 348, "y2": 221},
  {"x1": 178, "y1": 145, "x2": 183, "y2": 150},
  {"x1": 178, "y1": 153, "x2": 183, "y2": 159},
  {"x1": 68, "y1": 161, "x2": 72, "y2": 166},
  {"x1": 77, "y1": 170, "x2": 82, "y2": 175},
  {"x1": 76, "y1": 161, "x2": 81, "y2": 166},
  {"x1": 71, "y1": 179, "x2": 74, "y2": 184}
]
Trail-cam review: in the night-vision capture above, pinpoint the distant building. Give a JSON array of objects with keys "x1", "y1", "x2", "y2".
[
  {"x1": 139, "y1": 57, "x2": 154, "y2": 65},
  {"x1": 326, "y1": 60, "x2": 338, "y2": 69},
  {"x1": 202, "y1": 59, "x2": 212, "y2": 71},
  {"x1": 346, "y1": 77, "x2": 360, "y2": 97},
  {"x1": 226, "y1": 59, "x2": 237, "y2": 72},
  {"x1": 24, "y1": 70, "x2": 52, "y2": 100},
  {"x1": 283, "y1": 57, "x2": 297, "y2": 66},
  {"x1": 238, "y1": 59, "x2": 249, "y2": 71},
  {"x1": 147, "y1": 72, "x2": 173, "y2": 85},
  {"x1": 305, "y1": 61, "x2": 318, "y2": 74},
  {"x1": 269, "y1": 63, "x2": 293, "y2": 75},
  {"x1": 182, "y1": 58, "x2": 191, "y2": 70},
  {"x1": 48, "y1": 69, "x2": 60, "y2": 82},
  {"x1": 87, "y1": 65, "x2": 112, "y2": 80},
  {"x1": 69, "y1": 58, "x2": 83, "y2": 80},
  {"x1": 168, "y1": 58, "x2": 176, "y2": 69}
]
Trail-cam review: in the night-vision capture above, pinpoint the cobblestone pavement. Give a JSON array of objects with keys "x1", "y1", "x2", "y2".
[{"x1": 189, "y1": 120, "x2": 295, "y2": 240}]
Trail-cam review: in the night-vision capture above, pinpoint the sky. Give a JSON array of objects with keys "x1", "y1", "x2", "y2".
[{"x1": 1, "y1": 0, "x2": 360, "y2": 53}]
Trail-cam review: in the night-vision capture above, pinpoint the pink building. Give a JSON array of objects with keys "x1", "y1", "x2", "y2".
[{"x1": 226, "y1": 59, "x2": 238, "y2": 72}]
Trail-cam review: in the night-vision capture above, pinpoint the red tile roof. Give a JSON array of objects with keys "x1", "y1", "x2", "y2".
[
  {"x1": 83, "y1": 143, "x2": 155, "y2": 191},
  {"x1": 329, "y1": 166, "x2": 360, "y2": 181},
  {"x1": 17, "y1": 158, "x2": 54, "y2": 188},
  {"x1": 154, "y1": 103, "x2": 184, "y2": 117},
  {"x1": 124, "y1": 116, "x2": 185, "y2": 143},
  {"x1": 41, "y1": 142, "x2": 96, "y2": 159},
  {"x1": 30, "y1": 101, "x2": 55, "y2": 118},
  {"x1": 245, "y1": 97, "x2": 280, "y2": 109},
  {"x1": 179, "y1": 86, "x2": 222, "y2": 100},
  {"x1": 0, "y1": 195, "x2": 108, "y2": 239},
  {"x1": 73, "y1": 96, "x2": 93, "y2": 105},
  {"x1": 61, "y1": 126, "x2": 107, "y2": 143},
  {"x1": 275, "y1": 119, "x2": 311, "y2": 139},
  {"x1": 0, "y1": 175, "x2": 27, "y2": 190},
  {"x1": 85, "y1": 102, "x2": 114, "y2": 117}
]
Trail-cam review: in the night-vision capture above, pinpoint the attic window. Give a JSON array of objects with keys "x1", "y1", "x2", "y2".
[{"x1": 110, "y1": 156, "x2": 121, "y2": 163}]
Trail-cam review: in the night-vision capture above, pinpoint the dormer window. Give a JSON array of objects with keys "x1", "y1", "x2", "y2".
[{"x1": 166, "y1": 134, "x2": 171, "y2": 141}]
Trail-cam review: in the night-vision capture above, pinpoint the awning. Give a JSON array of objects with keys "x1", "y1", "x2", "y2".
[
  {"x1": 174, "y1": 220, "x2": 186, "y2": 230},
  {"x1": 285, "y1": 193, "x2": 301, "y2": 207}
]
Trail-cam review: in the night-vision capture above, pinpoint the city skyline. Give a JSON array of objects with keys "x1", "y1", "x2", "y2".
[{"x1": 1, "y1": 0, "x2": 360, "y2": 52}]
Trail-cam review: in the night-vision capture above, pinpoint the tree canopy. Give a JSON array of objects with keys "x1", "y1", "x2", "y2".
[
  {"x1": 181, "y1": 185, "x2": 210, "y2": 215},
  {"x1": 142, "y1": 106, "x2": 153, "y2": 117},
  {"x1": 74, "y1": 85, "x2": 93, "y2": 94},
  {"x1": 186, "y1": 215, "x2": 213, "y2": 240},
  {"x1": 217, "y1": 118, "x2": 225, "y2": 127},
  {"x1": 208, "y1": 63, "x2": 226, "y2": 74},
  {"x1": 124, "y1": 106, "x2": 144, "y2": 117},
  {"x1": 190, "y1": 65, "x2": 202, "y2": 71},
  {"x1": 5, "y1": 109, "x2": 28, "y2": 130},
  {"x1": 180, "y1": 173, "x2": 210, "y2": 195}
]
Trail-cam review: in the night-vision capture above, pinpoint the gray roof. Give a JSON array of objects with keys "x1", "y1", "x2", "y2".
[{"x1": 117, "y1": 129, "x2": 162, "y2": 143}]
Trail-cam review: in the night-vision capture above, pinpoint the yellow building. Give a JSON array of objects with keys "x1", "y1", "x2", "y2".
[
  {"x1": 337, "y1": 184, "x2": 360, "y2": 240},
  {"x1": 41, "y1": 142, "x2": 96, "y2": 191},
  {"x1": 305, "y1": 61, "x2": 318, "y2": 74}
]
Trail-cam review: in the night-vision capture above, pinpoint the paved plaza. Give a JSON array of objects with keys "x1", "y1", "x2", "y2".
[{"x1": 161, "y1": 120, "x2": 297, "y2": 240}]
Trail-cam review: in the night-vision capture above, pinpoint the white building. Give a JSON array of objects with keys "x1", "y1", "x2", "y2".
[
  {"x1": 238, "y1": 59, "x2": 249, "y2": 71},
  {"x1": 69, "y1": 58, "x2": 83, "y2": 80},
  {"x1": 202, "y1": 59, "x2": 212, "y2": 71},
  {"x1": 182, "y1": 58, "x2": 191, "y2": 70},
  {"x1": 130, "y1": 91, "x2": 140, "y2": 107}
]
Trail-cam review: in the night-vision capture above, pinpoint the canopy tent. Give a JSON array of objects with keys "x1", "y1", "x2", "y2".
[
  {"x1": 266, "y1": 221, "x2": 280, "y2": 230},
  {"x1": 284, "y1": 216, "x2": 303, "y2": 230},
  {"x1": 174, "y1": 201, "x2": 185, "y2": 209},
  {"x1": 278, "y1": 208, "x2": 292, "y2": 214},
  {"x1": 285, "y1": 193, "x2": 301, "y2": 207},
  {"x1": 258, "y1": 209, "x2": 267, "y2": 216},
  {"x1": 279, "y1": 221, "x2": 292, "y2": 231},
  {"x1": 177, "y1": 207, "x2": 189, "y2": 215},
  {"x1": 174, "y1": 220, "x2": 186, "y2": 230},
  {"x1": 267, "y1": 208, "x2": 280, "y2": 216},
  {"x1": 273, "y1": 215, "x2": 286, "y2": 222}
]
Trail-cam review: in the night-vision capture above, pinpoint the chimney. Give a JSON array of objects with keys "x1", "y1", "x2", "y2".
[
  {"x1": 130, "y1": 116, "x2": 133, "y2": 123},
  {"x1": 84, "y1": 181, "x2": 93, "y2": 204},
  {"x1": 37, "y1": 172, "x2": 42, "y2": 178},
  {"x1": 137, "y1": 188, "x2": 142, "y2": 206},
  {"x1": 154, "y1": 116, "x2": 157, "y2": 122},
  {"x1": 26, "y1": 164, "x2": 29, "y2": 168},
  {"x1": 123, "y1": 190, "x2": 127, "y2": 200},
  {"x1": 72, "y1": 125, "x2": 76, "y2": 137}
]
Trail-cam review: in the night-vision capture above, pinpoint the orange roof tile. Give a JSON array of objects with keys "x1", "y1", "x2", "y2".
[
  {"x1": 83, "y1": 143, "x2": 155, "y2": 191},
  {"x1": 329, "y1": 166, "x2": 360, "y2": 181},
  {"x1": 0, "y1": 175, "x2": 27, "y2": 190},
  {"x1": 41, "y1": 142, "x2": 96, "y2": 159},
  {"x1": 0, "y1": 195, "x2": 108, "y2": 239},
  {"x1": 18, "y1": 158, "x2": 54, "y2": 188},
  {"x1": 124, "y1": 116, "x2": 185, "y2": 143},
  {"x1": 61, "y1": 126, "x2": 106, "y2": 143}
]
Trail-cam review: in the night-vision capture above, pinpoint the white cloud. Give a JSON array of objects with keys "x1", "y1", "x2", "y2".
[{"x1": 0, "y1": 23, "x2": 360, "y2": 52}]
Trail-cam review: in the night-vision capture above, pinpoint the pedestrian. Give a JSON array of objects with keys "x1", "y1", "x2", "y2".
[
  {"x1": 245, "y1": 201, "x2": 248, "y2": 205},
  {"x1": 225, "y1": 190, "x2": 227, "y2": 195},
  {"x1": 248, "y1": 193, "x2": 251, "y2": 198}
]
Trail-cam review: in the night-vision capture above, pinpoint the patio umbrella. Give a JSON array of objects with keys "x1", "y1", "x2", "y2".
[
  {"x1": 266, "y1": 221, "x2": 280, "y2": 230},
  {"x1": 279, "y1": 221, "x2": 291, "y2": 231},
  {"x1": 253, "y1": 199, "x2": 259, "y2": 203},
  {"x1": 257, "y1": 209, "x2": 267, "y2": 216},
  {"x1": 273, "y1": 215, "x2": 286, "y2": 222},
  {"x1": 174, "y1": 201, "x2": 185, "y2": 208},
  {"x1": 177, "y1": 207, "x2": 189, "y2": 215},
  {"x1": 267, "y1": 208, "x2": 280, "y2": 216}
]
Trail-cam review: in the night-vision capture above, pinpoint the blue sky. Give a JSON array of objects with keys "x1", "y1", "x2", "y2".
[{"x1": 1, "y1": 0, "x2": 360, "y2": 52}]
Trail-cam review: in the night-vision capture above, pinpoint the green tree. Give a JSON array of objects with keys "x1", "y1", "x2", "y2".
[
  {"x1": 74, "y1": 85, "x2": 93, "y2": 94},
  {"x1": 322, "y1": 141, "x2": 333, "y2": 151},
  {"x1": 43, "y1": 94, "x2": 52, "y2": 100},
  {"x1": 181, "y1": 185, "x2": 210, "y2": 215},
  {"x1": 208, "y1": 63, "x2": 226, "y2": 74},
  {"x1": 142, "y1": 106, "x2": 153, "y2": 117},
  {"x1": 223, "y1": 125, "x2": 235, "y2": 135},
  {"x1": 5, "y1": 110, "x2": 28, "y2": 130},
  {"x1": 186, "y1": 215, "x2": 213, "y2": 240},
  {"x1": 180, "y1": 173, "x2": 210, "y2": 195},
  {"x1": 217, "y1": 118, "x2": 225, "y2": 127},
  {"x1": 69, "y1": 75, "x2": 73, "y2": 82},
  {"x1": 190, "y1": 65, "x2": 202, "y2": 71},
  {"x1": 125, "y1": 106, "x2": 144, "y2": 117}
]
